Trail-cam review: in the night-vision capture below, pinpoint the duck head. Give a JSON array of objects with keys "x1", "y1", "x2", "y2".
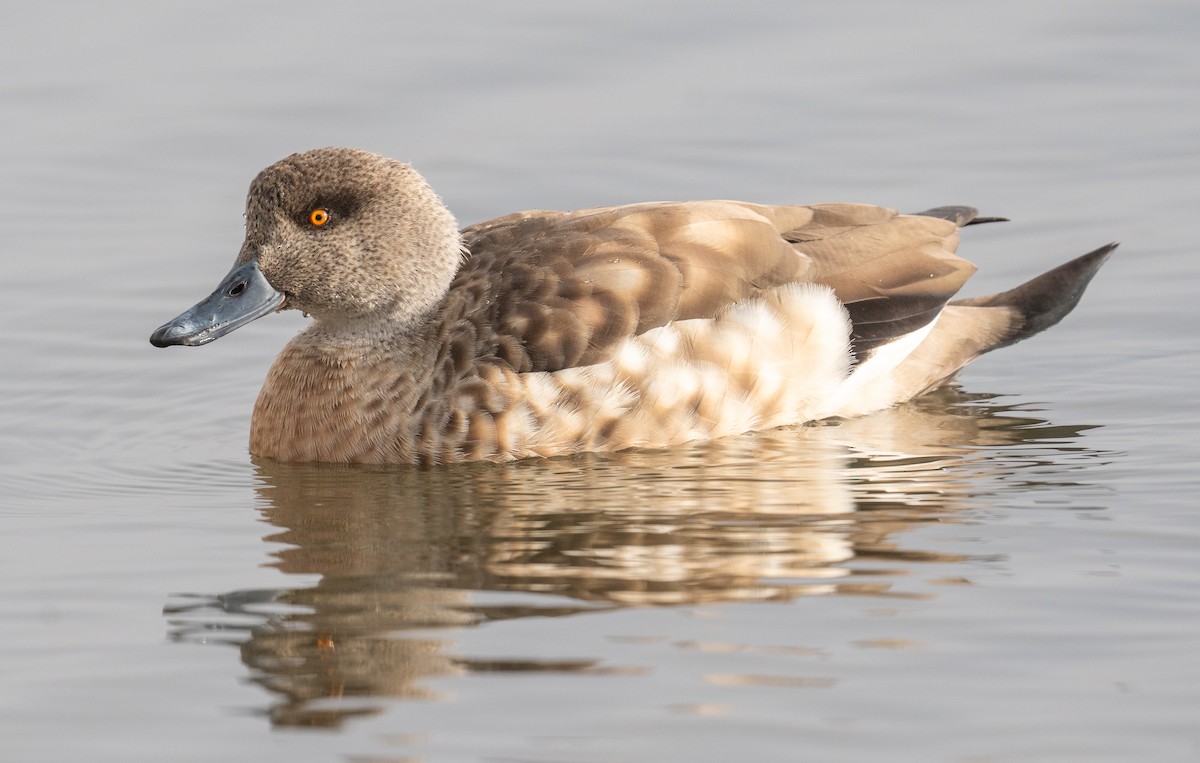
[{"x1": 150, "y1": 147, "x2": 462, "y2": 347}]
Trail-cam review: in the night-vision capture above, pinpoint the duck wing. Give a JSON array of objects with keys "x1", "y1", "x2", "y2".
[{"x1": 454, "y1": 200, "x2": 977, "y2": 373}]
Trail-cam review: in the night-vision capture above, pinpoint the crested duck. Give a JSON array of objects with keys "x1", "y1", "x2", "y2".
[{"x1": 151, "y1": 148, "x2": 1114, "y2": 465}]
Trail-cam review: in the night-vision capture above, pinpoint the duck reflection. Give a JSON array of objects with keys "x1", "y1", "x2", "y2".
[{"x1": 165, "y1": 386, "x2": 1104, "y2": 726}]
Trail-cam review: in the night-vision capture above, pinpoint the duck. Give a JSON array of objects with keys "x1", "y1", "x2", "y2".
[{"x1": 150, "y1": 147, "x2": 1115, "y2": 465}]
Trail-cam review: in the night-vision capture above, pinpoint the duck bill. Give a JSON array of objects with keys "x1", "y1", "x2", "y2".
[{"x1": 149, "y1": 260, "x2": 285, "y2": 347}]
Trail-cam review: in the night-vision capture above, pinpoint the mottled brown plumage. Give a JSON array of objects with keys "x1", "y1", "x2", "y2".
[{"x1": 150, "y1": 148, "x2": 1114, "y2": 465}]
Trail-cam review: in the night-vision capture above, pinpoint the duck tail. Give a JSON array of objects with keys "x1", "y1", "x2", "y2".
[{"x1": 950, "y1": 242, "x2": 1117, "y2": 350}]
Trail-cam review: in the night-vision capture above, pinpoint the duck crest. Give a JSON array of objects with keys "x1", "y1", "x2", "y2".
[{"x1": 151, "y1": 148, "x2": 1115, "y2": 465}]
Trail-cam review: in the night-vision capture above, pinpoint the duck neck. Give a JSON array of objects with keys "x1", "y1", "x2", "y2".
[{"x1": 249, "y1": 310, "x2": 445, "y2": 464}]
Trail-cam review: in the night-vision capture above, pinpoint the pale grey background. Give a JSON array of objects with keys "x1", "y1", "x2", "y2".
[{"x1": 2, "y1": 2, "x2": 1197, "y2": 761}]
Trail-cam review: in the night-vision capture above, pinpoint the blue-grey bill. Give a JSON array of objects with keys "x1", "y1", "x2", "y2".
[{"x1": 149, "y1": 260, "x2": 285, "y2": 347}]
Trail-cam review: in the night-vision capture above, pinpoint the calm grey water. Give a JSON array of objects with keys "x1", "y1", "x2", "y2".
[{"x1": 3, "y1": 1, "x2": 1198, "y2": 761}]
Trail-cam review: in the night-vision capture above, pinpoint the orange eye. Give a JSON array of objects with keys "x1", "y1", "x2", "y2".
[{"x1": 309, "y1": 208, "x2": 330, "y2": 226}]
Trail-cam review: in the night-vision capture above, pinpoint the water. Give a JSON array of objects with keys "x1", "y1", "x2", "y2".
[{"x1": 3, "y1": 1, "x2": 1198, "y2": 761}]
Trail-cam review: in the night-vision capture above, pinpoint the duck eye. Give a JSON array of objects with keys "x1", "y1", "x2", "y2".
[{"x1": 308, "y1": 208, "x2": 330, "y2": 227}]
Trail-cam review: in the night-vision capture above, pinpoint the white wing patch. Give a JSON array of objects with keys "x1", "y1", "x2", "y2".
[{"x1": 824, "y1": 318, "x2": 939, "y2": 419}]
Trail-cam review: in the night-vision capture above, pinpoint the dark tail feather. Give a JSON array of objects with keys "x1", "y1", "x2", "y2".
[
  {"x1": 912, "y1": 205, "x2": 1010, "y2": 227},
  {"x1": 952, "y1": 242, "x2": 1117, "y2": 349}
]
